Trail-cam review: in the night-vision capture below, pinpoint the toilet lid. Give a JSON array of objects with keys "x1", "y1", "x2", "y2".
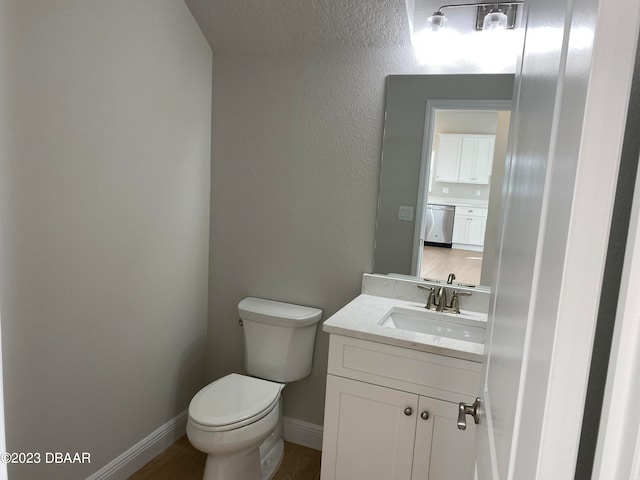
[{"x1": 189, "y1": 374, "x2": 283, "y2": 429}]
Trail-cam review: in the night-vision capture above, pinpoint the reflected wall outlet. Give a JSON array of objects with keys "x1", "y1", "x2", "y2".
[
  {"x1": 442, "y1": 187, "x2": 449, "y2": 194},
  {"x1": 398, "y1": 206, "x2": 414, "y2": 221},
  {"x1": 476, "y1": 190, "x2": 481, "y2": 196}
]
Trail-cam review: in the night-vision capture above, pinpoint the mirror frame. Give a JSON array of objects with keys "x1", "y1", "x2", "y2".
[{"x1": 374, "y1": 74, "x2": 515, "y2": 281}]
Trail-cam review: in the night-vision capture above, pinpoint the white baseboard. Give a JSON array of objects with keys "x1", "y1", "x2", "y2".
[
  {"x1": 86, "y1": 410, "x2": 187, "y2": 480},
  {"x1": 282, "y1": 416, "x2": 323, "y2": 451},
  {"x1": 86, "y1": 412, "x2": 320, "y2": 479}
]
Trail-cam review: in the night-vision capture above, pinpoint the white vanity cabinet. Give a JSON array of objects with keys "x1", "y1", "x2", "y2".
[
  {"x1": 321, "y1": 335, "x2": 481, "y2": 480},
  {"x1": 435, "y1": 134, "x2": 496, "y2": 184},
  {"x1": 452, "y1": 206, "x2": 488, "y2": 247}
]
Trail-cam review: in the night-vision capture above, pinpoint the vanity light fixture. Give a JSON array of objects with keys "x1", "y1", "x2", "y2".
[
  {"x1": 482, "y1": 6, "x2": 509, "y2": 30},
  {"x1": 425, "y1": 11, "x2": 448, "y2": 31},
  {"x1": 425, "y1": 2, "x2": 522, "y2": 32}
]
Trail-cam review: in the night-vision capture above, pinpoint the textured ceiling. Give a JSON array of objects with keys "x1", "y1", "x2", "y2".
[{"x1": 184, "y1": 0, "x2": 414, "y2": 52}]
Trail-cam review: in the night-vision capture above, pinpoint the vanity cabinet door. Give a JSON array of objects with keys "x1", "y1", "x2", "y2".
[
  {"x1": 412, "y1": 396, "x2": 477, "y2": 480},
  {"x1": 321, "y1": 375, "x2": 418, "y2": 480}
]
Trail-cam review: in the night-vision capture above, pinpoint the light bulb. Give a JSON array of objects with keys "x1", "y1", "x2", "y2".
[
  {"x1": 482, "y1": 8, "x2": 508, "y2": 30},
  {"x1": 425, "y1": 11, "x2": 448, "y2": 31}
]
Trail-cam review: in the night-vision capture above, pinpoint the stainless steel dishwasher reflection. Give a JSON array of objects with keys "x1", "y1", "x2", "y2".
[{"x1": 424, "y1": 204, "x2": 455, "y2": 247}]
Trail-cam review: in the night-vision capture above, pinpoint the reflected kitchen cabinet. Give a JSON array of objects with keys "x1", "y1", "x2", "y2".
[
  {"x1": 453, "y1": 207, "x2": 488, "y2": 247},
  {"x1": 435, "y1": 134, "x2": 496, "y2": 184}
]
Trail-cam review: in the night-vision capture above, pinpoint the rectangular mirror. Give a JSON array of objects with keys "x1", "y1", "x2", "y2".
[{"x1": 374, "y1": 74, "x2": 515, "y2": 289}]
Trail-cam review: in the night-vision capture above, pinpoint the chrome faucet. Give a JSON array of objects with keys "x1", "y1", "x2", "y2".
[
  {"x1": 447, "y1": 273, "x2": 456, "y2": 284},
  {"x1": 419, "y1": 284, "x2": 471, "y2": 313},
  {"x1": 435, "y1": 287, "x2": 447, "y2": 311}
]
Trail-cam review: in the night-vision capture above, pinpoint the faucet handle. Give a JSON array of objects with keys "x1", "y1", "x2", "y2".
[
  {"x1": 448, "y1": 290, "x2": 472, "y2": 313},
  {"x1": 453, "y1": 290, "x2": 472, "y2": 296},
  {"x1": 417, "y1": 285, "x2": 436, "y2": 309}
]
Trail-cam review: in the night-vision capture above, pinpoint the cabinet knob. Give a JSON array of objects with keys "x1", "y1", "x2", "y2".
[
  {"x1": 420, "y1": 411, "x2": 430, "y2": 420},
  {"x1": 404, "y1": 407, "x2": 413, "y2": 416}
]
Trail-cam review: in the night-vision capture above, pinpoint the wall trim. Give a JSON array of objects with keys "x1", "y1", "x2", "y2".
[
  {"x1": 86, "y1": 410, "x2": 187, "y2": 480},
  {"x1": 282, "y1": 416, "x2": 323, "y2": 451}
]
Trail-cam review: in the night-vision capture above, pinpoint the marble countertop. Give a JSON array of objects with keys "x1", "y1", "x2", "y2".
[
  {"x1": 323, "y1": 294, "x2": 486, "y2": 362},
  {"x1": 427, "y1": 196, "x2": 489, "y2": 208}
]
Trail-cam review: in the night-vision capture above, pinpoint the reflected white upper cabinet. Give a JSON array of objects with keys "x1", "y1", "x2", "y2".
[
  {"x1": 435, "y1": 135, "x2": 463, "y2": 182},
  {"x1": 435, "y1": 134, "x2": 496, "y2": 184}
]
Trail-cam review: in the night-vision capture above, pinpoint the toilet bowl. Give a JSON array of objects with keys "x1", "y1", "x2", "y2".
[
  {"x1": 187, "y1": 297, "x2": 323, "y2": 480},
  {"x1": 187, "y1": 374, "x2": 283, "y2": 480}
]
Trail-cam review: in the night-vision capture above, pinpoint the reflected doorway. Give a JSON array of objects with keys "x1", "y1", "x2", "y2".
[{"x1": 413, "y1": 101, "x2": 511, "y2": 287}]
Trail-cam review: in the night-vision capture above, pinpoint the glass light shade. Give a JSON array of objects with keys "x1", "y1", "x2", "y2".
[
  {"x1": 425, "y1": 12, "x2": 448, "y2": 31},
  {"x1": 482, "y1": 9, "x2": 508, "y2": 30}
]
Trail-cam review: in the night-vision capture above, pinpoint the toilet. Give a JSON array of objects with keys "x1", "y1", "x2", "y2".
[{"x1": 186, "y1": 297, "x2": 322, "y2": 480}]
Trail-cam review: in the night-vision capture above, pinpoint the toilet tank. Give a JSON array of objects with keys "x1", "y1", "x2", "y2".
[{"x1": 239, "y1": 297, "x2": 322, "y2": 383}]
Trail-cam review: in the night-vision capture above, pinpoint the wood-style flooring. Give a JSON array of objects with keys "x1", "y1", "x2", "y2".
[
  {"x1": 421, "y1": 245, "x2": 483, "y2": 286},
  {"x1": 128, "y1": 436, "x2": 321, "y2": 480}
]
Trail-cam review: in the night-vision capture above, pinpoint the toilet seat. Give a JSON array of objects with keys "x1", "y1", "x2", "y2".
[{"x1": 188, "y1": 374, "x2": 283, "y2": 432}]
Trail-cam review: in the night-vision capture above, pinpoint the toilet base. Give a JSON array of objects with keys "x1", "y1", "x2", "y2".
[
  {"x1": 260, "y1": 437, "x2": 284, "y2": 480},
  {"x1": 259, "y1": 407, "x2": 284, "y2": 479},
  {"x1": 203, "y1": 446, "x2": 261, "y2": 480},
  {"x1": 199, "y1": 434, "x2": 284, "y2": 480}
]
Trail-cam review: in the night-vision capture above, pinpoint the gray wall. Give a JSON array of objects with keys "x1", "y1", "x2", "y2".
[
  {"x1": 374, "y1": 75, "x2": 515, "y2": 276},
  {"x1": 208, "y1": 47, "x2": 431, "y2": 425},
  {"x1": 0, "y1": 0, "x2": 212, "y2": 477}
]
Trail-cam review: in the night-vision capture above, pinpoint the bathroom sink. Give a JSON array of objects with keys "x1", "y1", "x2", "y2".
[{"x1": 378, "y1": 307, "x2": 486, "y2": 343}]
